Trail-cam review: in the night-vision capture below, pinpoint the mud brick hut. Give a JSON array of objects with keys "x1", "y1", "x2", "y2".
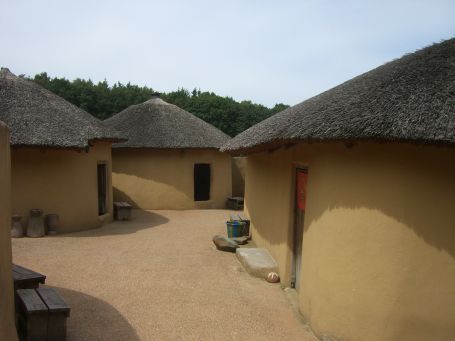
[
  {"x1": 0, "y1": 68, "x2": 123, "y2": 233},
  {"x1": 221, "y1": 39, "x2": 455, "y2": 340},
  {"x1": 104, "y1": 94, "x2": 232, "y2": 209},
  {"x1": 0, "y1": 121, "x2": 18, "y2": 340}
]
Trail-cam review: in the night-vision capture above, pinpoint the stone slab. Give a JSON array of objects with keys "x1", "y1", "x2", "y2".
[
  {"x1": 231, "y1": 236, "x2": 249, "y2": 245},
  {"x1": 236, "y1": 248, "x2": 278, "y2": 279},
  {"x1": 213, "y1": 235, "x2": 239, "y2": 252}
]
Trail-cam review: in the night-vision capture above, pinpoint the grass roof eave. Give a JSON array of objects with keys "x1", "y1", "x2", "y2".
[{"x1": 222, "y1": 38, "x2": 455, "y2": 154}]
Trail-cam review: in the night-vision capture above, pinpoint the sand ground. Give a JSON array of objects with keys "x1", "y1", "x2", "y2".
[{"x1": 12, "y1": 210, "x2": 316, "y2": 341}]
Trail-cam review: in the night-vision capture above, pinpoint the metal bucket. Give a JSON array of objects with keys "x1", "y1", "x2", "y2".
[{"x1": 226, "y1": 221, "x2": 247, "y2": 238}]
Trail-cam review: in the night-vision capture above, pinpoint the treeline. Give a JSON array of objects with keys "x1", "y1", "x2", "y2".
[{"x1": 30, "y1": 73, "x2": 288, "y2": 136}]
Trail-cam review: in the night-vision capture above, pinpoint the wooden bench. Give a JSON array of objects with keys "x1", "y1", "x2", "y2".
[
  {"x1": 17, "y1": 288, "x2": 70, "y2": 341},
  {"x1": 226, "y1": 196, "x2": 244, "y2": 210},
  {"x1": 114, "y1": 201, "x2": 132, "y2": 220},
  {"x1": 13, "y1": 264, "x2": 46, "y2": 290},
  {"x1": 12, "y1": 264, "x2": 47, "y2": 329}
]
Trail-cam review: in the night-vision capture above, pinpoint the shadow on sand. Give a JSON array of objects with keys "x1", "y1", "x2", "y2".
[
  {"x1": 58, "y1": 210, "x2": 169, "y2": 238},
  {"x1": 47, "y1": 286, "x2": 140, "y2": 341}
]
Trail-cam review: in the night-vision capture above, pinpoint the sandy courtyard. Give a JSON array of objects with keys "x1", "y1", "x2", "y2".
[{"x1": 12, "y1": 210, "x2": 315, "y2": 341}]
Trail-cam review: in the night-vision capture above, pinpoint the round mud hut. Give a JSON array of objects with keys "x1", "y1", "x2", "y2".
[
  {"x1": 222, "y1": 38, "x2": 455, "y2": 340},
  {"x1": 0, "y1": 68, "x2": 123, "y2": 233},
  {"x1": 104, "y1": 95, "x2": 232, "y2": 209}
]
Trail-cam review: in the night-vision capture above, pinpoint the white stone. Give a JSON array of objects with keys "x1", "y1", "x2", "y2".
[{"x1": 236, "y1": 248, "x2": 278, "y2": 279}]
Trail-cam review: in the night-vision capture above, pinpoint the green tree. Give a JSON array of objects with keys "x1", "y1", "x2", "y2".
[{"x1": 29, "y1": 73, "x2": 289, "y2": 136}]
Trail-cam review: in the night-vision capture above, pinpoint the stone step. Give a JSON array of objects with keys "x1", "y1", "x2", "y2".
[{"x1": 236, "y1": 248, "x2": 278, "y2": 279}]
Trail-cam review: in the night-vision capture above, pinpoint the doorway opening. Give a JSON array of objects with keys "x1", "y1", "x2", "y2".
[
  {"x1": 97, "y1": 163, "x2": 108, "y2": 215},
  {"x1": 194, "y1": 163, "x2": 211, "y2": 201},
  {"x1": 291, "y1": 167, "x2": 308, "y2": 290}
]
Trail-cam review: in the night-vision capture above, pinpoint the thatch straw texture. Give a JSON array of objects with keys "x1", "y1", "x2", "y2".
[
  {"x1": 104, "y1": 97, "x2": 230, "y2": 149},
  {"x1": 222, "y1": 38, "x2": 455, "y2": 154},
  {"x1": 0, "y1": 68, "x2": 123, "y2": 149}
]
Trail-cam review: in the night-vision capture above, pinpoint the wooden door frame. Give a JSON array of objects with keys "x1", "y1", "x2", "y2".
[
  {"x1": 288, "y1": 164, "x2": 308, "y2": 288},
  {"x1": 97, "y1": 161, "x2": 110, "y2": 216}
]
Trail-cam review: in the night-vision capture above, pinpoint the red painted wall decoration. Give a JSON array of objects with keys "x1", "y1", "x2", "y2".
[{"x1": 296, "y1": 171, "x2": 308, "y2": 211}]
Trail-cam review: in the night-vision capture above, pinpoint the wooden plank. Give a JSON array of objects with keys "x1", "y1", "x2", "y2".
[
  {"x1": 17, "y1": 289, "x2": 48, "y2": 315},
  {"x1": 13, "y1": 264, "x2": 40, "y2": 276},
  {"x1": 13, "y1": 264, "x2": 46, "y2": 280},
  {"x1": 36, "y1": 288, "x2": 70, "y2": 315},
  {"x1": 12, "y1": 270, "x2": 29, "y2": 281},
  {"x1": 13, "y1": 265, "x2": 36, "y2": 278},
  {"x1": 13, "y1": 270, "x2": 40, "y2": 282},
  {"x1": 12, "y1": 264, "x2": 46, "y2": 284},
  {"x1": 47, "y1": 313, "x2": 68, "y2": 341}
]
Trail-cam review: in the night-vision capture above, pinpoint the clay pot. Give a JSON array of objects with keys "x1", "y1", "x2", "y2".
[
  {"x1": 45, "y1": 214, "x2": 59, "y2": 235},
  {"x1": 26, "y1": 209, "x2": 45, "y2": 238},
  {"x1": 11, "y1": 215, "x2": 23, "y2": 238},
  {"x1": 266, "y1": 272, "x2": 280, "y2": 283}
]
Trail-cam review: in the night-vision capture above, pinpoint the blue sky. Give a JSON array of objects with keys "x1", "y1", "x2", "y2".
[{"x1": 1, "y1": 0, "x2": 454, "y2": 107}]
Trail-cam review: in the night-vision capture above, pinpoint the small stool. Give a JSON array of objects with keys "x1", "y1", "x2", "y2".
[
  {"x1": 114, "y1": 202, "x2": 132, "y2": 221},
  {"x1": 226, "y1": 197, "x2": 244, "y2": 210}
]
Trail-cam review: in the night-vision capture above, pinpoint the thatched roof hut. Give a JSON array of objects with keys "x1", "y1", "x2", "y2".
[
  {"x1": 0, "y1": 68, "x2": 123, "y2": 149},
  {"x1": 104, "y1": 95, "x2": 230, "y2": 149},
  {"x1": 0, "y1": 68, "x2": 122, "y2": 233},
  {"x1": 105, "y1": 95, "x2": 232, "y2": 210},
  {"x1": 222, "y1": 38, "x2": 455, "y2": 154},
  {"x1": 226, "y1": 38, "x2": 455, "y2": 340}
]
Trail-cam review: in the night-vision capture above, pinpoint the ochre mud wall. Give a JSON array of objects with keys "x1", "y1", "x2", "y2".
[
  {"x1": 231, "y1": 156, "x2": 246, "y2": 197},
  {"x1": 112, "y1": 149, "x2": 232, "y2": 209},
  {"x1": 245, "y1": 142, "x2": 455, "y2": 340},
  {"x1": 0, "y1": 121, "x2": 18, "y2": 341},
  {"x1": 11, "y1": 142, "x2": 113, "y2": 233}
]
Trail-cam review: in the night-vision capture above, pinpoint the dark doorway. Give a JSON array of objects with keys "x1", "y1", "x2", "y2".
[
  {"x1": 194, "y1": 163, "x2": 211, "y2": 201},
  {"x1": 97, "y1": 163, "x2": 107, "y2": 215},
  {"x1": 291, "y1": 168, "x2": 308, "y2": 290}
]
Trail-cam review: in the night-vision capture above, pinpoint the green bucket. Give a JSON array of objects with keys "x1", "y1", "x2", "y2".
[{"x1": 226, "y1": 221, "x2": 247, "y2": 238}]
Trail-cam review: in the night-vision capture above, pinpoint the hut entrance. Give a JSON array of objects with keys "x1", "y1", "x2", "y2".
[
  {"x1": 194, "y1": 163, "x2": 211, "y2": 201},
  {"x1": 97, "y1": 163, "x2": 108, "y2": 215},
  {"x1": 291, "y1": 168, "x2": 308, "y2": 290}
]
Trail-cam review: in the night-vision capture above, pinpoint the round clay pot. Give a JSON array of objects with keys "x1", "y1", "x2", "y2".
[
  {"x1": 45, "y1": 214, "x2": 59, "y2": 235},
  {"x1": 266, "y1": 272, "x2": 280, "y2": 283},
  {"x1": 11, "y1": 215, "x2": 23, "y2": 238},
  {"x1": 27, "y1": 209, "x2": 45, "y2": 238}
]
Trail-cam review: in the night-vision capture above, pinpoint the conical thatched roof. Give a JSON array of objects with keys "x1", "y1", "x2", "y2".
[
  {"x1": 222, "y1": 38, "x2": 455, "y2": 154},
  {"x1": 0, "y1": 68, "x2": 124, "y2": 149},
  {"x1": 104, "y1": 96, "x2": 230, "y2": 149}
]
